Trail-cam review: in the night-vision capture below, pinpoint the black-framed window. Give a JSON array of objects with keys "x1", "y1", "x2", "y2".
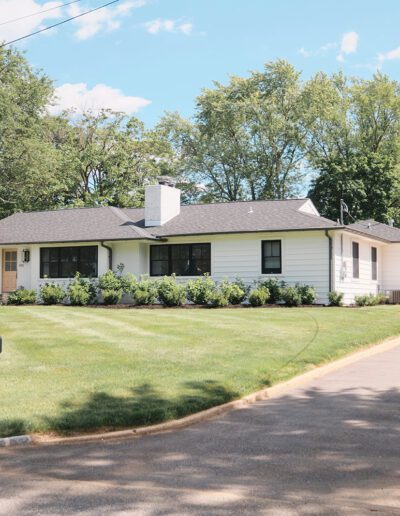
[
  {"x1": 352, "y1": 242, "x2": 359, "y2": 279},
  {"x1": 262, "y1": 240, "x2": 282, "y2": 274},
  {"x1": 40, "y1": 246, "x2": 98, "y2": 278},
  {"x1": 371, "y1": 246, "x2": 377, "y2": 280},
  {"x1": 150, "y1": 243, "x2": 211, "y2": 276}
]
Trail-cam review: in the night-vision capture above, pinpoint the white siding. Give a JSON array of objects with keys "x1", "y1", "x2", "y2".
[
  {"x1": 332, "y1": 231, "x2": 384, "y2": 304},
  {"x1": 382, "y1": 243, "x2": 400, "y2": 291},
  {"x1": 111, "y1": 241, "x2": 140, "y2": 276},
  {"x1": 147, "y1": 231, "x2": 331, "y2": 304},
  {"x1": 12, "y1": 229, "x2": 400, "y2": 307}
]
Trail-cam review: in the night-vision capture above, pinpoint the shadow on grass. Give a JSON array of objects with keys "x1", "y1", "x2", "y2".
[{"x1": 41, "y1": 380, "x2": 239, "y2": 436}]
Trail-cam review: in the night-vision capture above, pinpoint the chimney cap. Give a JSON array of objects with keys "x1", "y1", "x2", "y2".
[{"x1": 157, "y1": 175, "x2": 176, "y2": 187}]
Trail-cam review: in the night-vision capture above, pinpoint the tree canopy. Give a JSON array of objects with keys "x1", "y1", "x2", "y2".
[{"x1": 1, "y1": 46, "x2": 400, "y2": 226}]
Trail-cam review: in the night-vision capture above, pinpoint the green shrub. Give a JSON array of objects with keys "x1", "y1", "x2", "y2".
[
  {"x1": 355, "y1": 293, "x2": 388, "y2": 307},
  {"x1": 248, "y1": 288, "x2": 269, "y2": 307},
  {"x1": 7, "y1": 289, "x2": 36, "y2": 305},
  {"x1": 67, "y1": 273, "x2": 97, "y2": 306},
  {"x1": 377, "y1": 293, "x2": 389, "y2": 305},
  {"x1": 209, "y1": 290, "x2": 229, "y2": 308},
  {"x1": 328, "y1": 291, "x2": 344, "y2": 307},
  {"x1": 133, "y1": 277, "x2": 157, "y2": 305},
  {"x1": 296, "y1": 284, "x2": 317, "y2": 305},
  {"x1": 186, "y1": 275, "x2": 216, "y2": 305},
  {"x1": 40, "y1": 283, "x2": 65, "y2": 305},
  {"x1": 232, "y1": 276, "x2": 250, "y2": 297},
  {"x1": 220, "y1": 279, "x2": 247, "y2": 305},
  {"x1": 156, "y1": 275, "x2": 186, "y2": 307},
  {"x1": 281, "y1": 286, "x2": 302, "y2": 307},
  {"x1": 121, "y1": 273, "x2": 138, "y2": 297},
  {"x1": 354, "y1": 294, "x2": 372, "y2": 307},
  {"x1": 258, "y1": 278, "x2": 286, "y2": 304},
  {"x1": 102, "y1": 289, "x2": 122, "y2": 305},
  {"x1": 67, "y1": 283, "x2": 90, "y2": 306},
  {"x1": 98, "y1": 270, "x2": 123, "y2": 292}
]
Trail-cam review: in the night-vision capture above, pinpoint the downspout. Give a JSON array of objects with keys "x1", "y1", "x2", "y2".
[
  {"x1": 324, "y1": 230, "x2": 333, "y2": 293},
  {"x1": 100, "y1": 242, "x2": 113, "y2": 271}
]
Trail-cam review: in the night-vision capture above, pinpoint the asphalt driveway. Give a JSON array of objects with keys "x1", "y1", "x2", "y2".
[{"x1": 1, "y1": 343, "x2": 400, "y2": 515}]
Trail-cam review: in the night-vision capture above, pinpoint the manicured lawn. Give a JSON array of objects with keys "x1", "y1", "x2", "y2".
[{"x1": 1, "y1": 305, "x2": 400, "y2": 438}]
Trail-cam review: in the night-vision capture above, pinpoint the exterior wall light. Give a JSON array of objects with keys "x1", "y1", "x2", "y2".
[{"x1": 22, "y1": 249, "x2": 30, "y2": 263}]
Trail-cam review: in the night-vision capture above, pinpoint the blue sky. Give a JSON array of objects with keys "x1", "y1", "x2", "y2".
[{"x1": 2, "y1": 0, "x2": 400, "y2": 126}]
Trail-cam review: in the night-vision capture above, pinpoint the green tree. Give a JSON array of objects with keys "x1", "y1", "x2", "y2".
[
  {"x1": 56, "y1": 110, "x2": 177, "y2": 207},
  {"x1": 159, "y1": 60, "x2": 307, "y2": 202},
  {"x1": 305, "y1": 71, "x2": 400, "y2": 223},
  {"x1": 0, "y1": 47, "x2": 67, "y2": 218},
  {"x1": 309, "y1": 152, "x2": 400, "y2": 224}
]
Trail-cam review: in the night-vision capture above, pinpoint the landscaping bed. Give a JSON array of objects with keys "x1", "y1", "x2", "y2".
[{"x1": 1, "y1": 305, "x2": 400, "y2": 438}]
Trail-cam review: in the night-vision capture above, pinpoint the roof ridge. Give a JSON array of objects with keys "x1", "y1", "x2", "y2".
[
  {"x1": 108, "y1": 207, "x2": 154, "y2": 240},
  {"x1": 7, "y1": 198, "x2": 310, "y2": 218}
]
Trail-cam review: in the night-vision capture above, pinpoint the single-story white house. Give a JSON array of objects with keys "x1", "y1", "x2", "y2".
[{"x1": 1, "y1": 177, "x2": 400, "y2": 305}]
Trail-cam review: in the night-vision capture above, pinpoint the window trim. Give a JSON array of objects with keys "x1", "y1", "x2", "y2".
[
  {"x1": 40, "y1": 245, "x2": 98, "y2": 279},
  {"x1": 150, "y1": 243, "x2": 211, "y2": 277},
  {"x1": 261, "y1": 239, "x2": 282, "y2": 275},
  {"x1": 371, "y1": 246, "x2": 377, "y2": 281},
  {"x1": 352, "y1": 241, "x2": 360, "y2": 279}
]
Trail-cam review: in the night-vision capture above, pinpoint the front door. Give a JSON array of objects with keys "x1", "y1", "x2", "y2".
[{"x1": 2, "y1": 250, "x2": 17, "y2": 292}]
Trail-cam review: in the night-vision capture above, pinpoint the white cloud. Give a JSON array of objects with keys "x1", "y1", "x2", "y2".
[
  {"x1": 68, "y1": 0, "x2": 145, "y2": 41},
  {"x1": 144, "y1": 18, "x2": 193, "y2": 35},
  {"x1": 298, "y1": 41, "x2": 336, "y2": 58},
  {"x1": 0, "y1": 0, "x2": 63, "y2": 43},
  {"x1": 0, "y1": 0, "x2": 146, "y2": 44},
  {"x1": 377, "y1": 46, "x2": 400, "y2": 65},
  {"x1": 337, "y1": 31, "x2": 359, "y2": 62},
  {"x1": 49, "y1": 83, "x2": 151, "y2": 115}
]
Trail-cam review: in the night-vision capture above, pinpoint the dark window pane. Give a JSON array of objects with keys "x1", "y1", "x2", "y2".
[
  {"x1": 152, "y1": 246, "x2": 168, "y2": 261},
  {"x1": 171, "y1": 245, "x2": 191, "y2": 275},
  {"x1": 49, "y1": 262, "x2": 59, "y2": 278},
  {"x1": 371, "y1": 247, "x2": 377, "y2": 280},
  {"x1": 352, "y1": 242, "x2": 359, "y2": 279},
  {"x1": 41, "y1": 248, "x2": 49, "y2": 262},
  {"x1": 151, "y1": 261, "x2": 169, "y2": 276},
  {"x1": 190, "y1": 244, "x2": 211, "y2": 275},
  {"x1": 171, "y1": 245, "x2": 190, "y2": 260},
  {"x1": 79, "y1": 247, "x2": 98, "y2": 277},
  {"x1": 150, "y1": 246, "x2": 169, "y2": 276},
  {"x1": 49, "y1": 248, "x2": 59, "y2": 262},
  {"x1": 262, "y1": 240, "x2": 281, "y2": 274},
  {"x1": 150, "y1": 243, "x2": 211, "y2": 277},
  {"x1": 40, "y1": 246, "x2": 98, "y2": 279}
]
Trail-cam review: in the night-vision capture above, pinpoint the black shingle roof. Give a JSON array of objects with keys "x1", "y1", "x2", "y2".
[{"x1": 0, "y1": 199, "x2": 341, "y2": 245}]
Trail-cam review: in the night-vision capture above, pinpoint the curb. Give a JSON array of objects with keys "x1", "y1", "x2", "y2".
[
  {"x1": 4, "y1": 335, "x2": 400, "y2": 448},
  {"x1": 0, "y1": 435, "x2": 32, "y2": 448}
]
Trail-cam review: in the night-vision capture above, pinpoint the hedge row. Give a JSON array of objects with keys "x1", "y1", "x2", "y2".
[{"x1": 6, "y1": 271, "x2": 319, "y2": 308}]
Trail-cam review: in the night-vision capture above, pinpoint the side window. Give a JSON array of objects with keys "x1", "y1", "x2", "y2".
[
  {"x1": 371, "y1": 247, "x2": 377, "y2": 281},
  {"x1": 352, "y1": 242, "x2": 359, "y2": 279},
  {"x1": 262, "y1": 240, "x2": 282, "y2": 274}
]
